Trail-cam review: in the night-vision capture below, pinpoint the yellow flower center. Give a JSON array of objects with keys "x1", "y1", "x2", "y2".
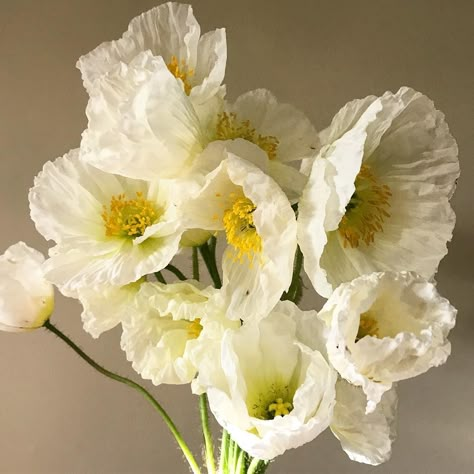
[
  {"x1": 338, "y1": 164, "x2": 392, "y2": 248},
  {"x1": 167, "y1": 55, "x2": 194, "y2": 95},
  {"x1": 268, "y1": 398, "x2": 293, "y2": 418},
  {"x1": 187, "y1": 318, "x2": 203, "y2": 339},
  {"x1": 215, "y1": 112, "x2": 279, "y2": 160},
  {"x1": 223, "y1": 196, "x2": 262, "y2": 261},
  {"x1": 102, "y1": 192, "x2": 160, "y2": 238},
  {"x1": 356, "y1": 311, "x2": 380, "y2": 341},
  {"x1": 248, "y1": 383, "x2": 294, "y2": 420}
]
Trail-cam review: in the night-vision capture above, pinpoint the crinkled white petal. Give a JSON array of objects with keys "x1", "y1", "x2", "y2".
[
  {"x1": 82, "y1": 56, "x2": 208, "y2": 180},
  {"x1": 190, "y1": 28, "x2": 227, "y2": 106},
  {"x1": 319, "y1": 271, "x2": 456, "y2": 411},
  {"x1": 198, "y1": 304, "x2": 336, "y2": 460},
  {"x1": 0, "y1": 242, "x2": 54, "y2": 332},
  {"x1": 331, "y1": 379, "x2": 397, "y2": 465},
  {"x1": 77, "y1": 3, "x2": 226, "y2": 104},
  {"x1": 121, "y1": 281, "x2": 233, "y2": 385},
  {"x1": 298, "y1": 87, "x2": 459, "y2": 297},
  {"x1": 184, "y1": 150, "x2": 297, "y2": 320},
  {"x1": 78, "y1": 280, "x2": 143, "y2": 338},
  {"x1": 194, "y1": 140, "x2": 307, "y2": 202},
  {"x1": 29, "y1": 150, "x2": 184, "y2": 294}
]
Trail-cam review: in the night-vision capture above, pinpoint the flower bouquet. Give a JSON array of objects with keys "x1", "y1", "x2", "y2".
[{"x1": 1, "y1": 3, "x2": 460, "y2": 473}]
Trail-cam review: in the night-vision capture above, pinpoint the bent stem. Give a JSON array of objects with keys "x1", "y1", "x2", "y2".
[
  {"x1": 43, "y1": 320, "x2": 201, "y2": 474},
  {"x1": 165, "y1": 264, "x2": 188, "y2": 281},
  {"x1": 199, "y1": 239, "x2": 222, "y2": 289}
]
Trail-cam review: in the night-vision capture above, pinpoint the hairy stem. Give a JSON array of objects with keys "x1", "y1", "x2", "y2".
[{"x1": 200, "y1": 393, "x2": 216, "y2": 474}]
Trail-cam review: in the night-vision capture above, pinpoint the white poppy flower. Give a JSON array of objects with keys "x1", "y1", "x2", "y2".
[
  {"x1": 121, "y1": 281, "x2": 237, "y2": 385},
  {"x1": 298, "y1": 87, "x2": 459, "y2": 297},
  {"x1": 29, "y1": 149, "x2": 184, "y2": 295},
  {"x1": 80, "y1": 51, "x2": 221, "y2": 180},
  {"x1": 331, "y1": 379, "x2": 398, "y2": 466},
  {"x1": 196, "y1": 301, "x2": 336, "y2": 460},
  {"x1": 183, "y1": 151, "x2": 297, "y2": 320},
  {"x1": 319, "y1": 271, "x2": 457, "y2": 412},
  {"x1": 77, "y1": 2, "x2": 226, "y2": 107},
  {"x1": 0, "y1": 242, "x2": 54, "y2": 332}
]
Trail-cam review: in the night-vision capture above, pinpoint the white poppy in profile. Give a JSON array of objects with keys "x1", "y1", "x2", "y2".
[
  {"x1": 298, "y1": 87, "x2": 459, "y2": 297},
  {"x1": 196, "y1": 301, "x2": 336, "y2": 460},
  {"x1": 120, "y1": 281, "x2": 237, "y2": 385},
  {"x1": 0, "y1": 242, "x2": 54, "y2": 332},
  {"x1": 29, "y1": 149, "x2": 184, "y2": 295},
  {"x1": 319, "y1": 271, "x2": 457, "y2": 411},
  {"x1": 77, "y1": 2, "x2": 227, "y2": 107},
  {"x1": 183, "y1": 151, "x2": 297, "y2": 320},
  {"x1": 331, "y1": 379, "x2": 398, "y2": 466}
]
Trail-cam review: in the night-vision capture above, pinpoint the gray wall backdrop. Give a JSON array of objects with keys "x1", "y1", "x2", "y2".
[{"x1": 0, "y1": 0, "x2": 473, "y2": 472}]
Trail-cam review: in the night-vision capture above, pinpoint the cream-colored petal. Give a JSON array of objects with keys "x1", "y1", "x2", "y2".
[
  {"x1": 79, "y1": 281, "x2": 142, "y2": 338},
  {"x1": 191, "y1": 28, "x2": 227, "y2": 105},
  {"x1": 229, "y1": 89, "x2": 319, "y2": 163},
  {"x1": 331, "y1": 380, "x2": 397, "y2": 465}
]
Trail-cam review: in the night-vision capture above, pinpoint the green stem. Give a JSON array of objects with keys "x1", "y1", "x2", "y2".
[
  {"x1": 247, "y1": 458, "x2": 269, "y2": 474},
  {"x1": 219, "y1": 430, "x2": 230, "y2": 474},
  {"x1": 247, "y1": 458, "x2": 260, "y2": 474},
  {"x1": 200, "y1": 393, "x2": 216, "y2": 474},
  {"x1": 154, "y1": 271, "x2": 167, "y2": 284},
  {"x1": 283, "y1": 246, "x2": 303, "y2": 303},
  {"x1": 235, "y1": 450, "x2": 246, "y2": 474},
  {"x1": 165, "y1": 264, "x2": 187, "y2": 281},
  {"x1": 43, "y1": 320, "x2": 201, "y2": 474},
  {"x1": 199, "y1": 241, "x2": 222, "y2": 289},
  {"x1": 192, "y1": 247, "x2": 200, "y2": 281}
]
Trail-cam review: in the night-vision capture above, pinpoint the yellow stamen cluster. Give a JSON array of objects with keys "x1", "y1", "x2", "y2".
[
  {"x1": 248, "y1": 383, "x2": 294, "y2": 420},
  {"x1": 223, "y1": 196, "x2": 262, "y2": 261},
  {"x1": 338, "y1": 164, "x2": 392, "y2": 248},
  {"x1": 167, "y1": 55, "x2": 194, "y2": 95},
  {"x1": 268, "y1": 398, "x2": 293, "y2": 418},
  {"x1": 102, "y1": 192, "x2": 159, "y2": 238},
  {"x1": 356, "y1": 311, "x2": 380, "y2": 341},
  {"x1": 187, "y1": 318, "x2": 203, "y2": 339},
  {"x1": 215, "y1": 112, "x2": 279, "y2": 160}
]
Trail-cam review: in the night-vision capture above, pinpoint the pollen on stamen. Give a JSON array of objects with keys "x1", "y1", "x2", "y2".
[
  {"x1": 338, "y1": 164, "x2": 392, "y2": 248},
  {"x1": 356, "y1": 311, "x2": 380, "y2": 341},
  {"x1": 223, "y1": 196, "x2": 262, "y2": 263},
  {"x1": 167, "y1": 55, "x2": 194, "y2": 95},
  {"x1": 187, "y1": 318, "x2": 203, "y2": 339},
  {"x1": 102, "y1": 191, "x2": 160, "y2": 239},
  {"x1": 214, "y1": 112, "x2": 280, "y2": 161}
]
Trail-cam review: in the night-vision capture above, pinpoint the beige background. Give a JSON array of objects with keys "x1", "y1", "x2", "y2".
[{"x1": 0, "y1": 0, "x2": 473, "y2": 472}]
